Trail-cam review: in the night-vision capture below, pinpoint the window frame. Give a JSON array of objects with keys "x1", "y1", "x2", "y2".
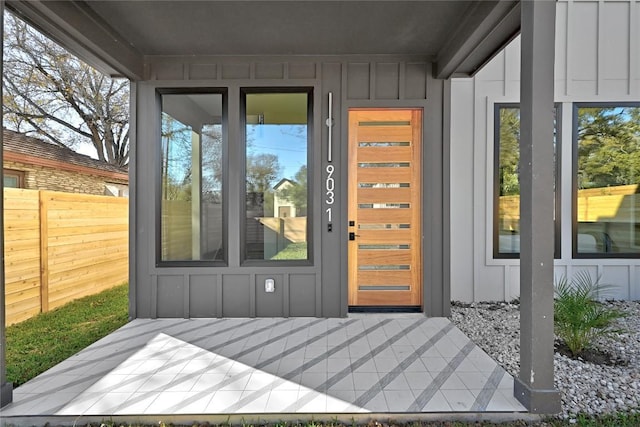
[
  {"x1": 156, "y1": 87, "x2": 229, "y2": 267},
  {"x1": 240, "y1": 87, "x2": 314, "y2": 266},
  {"x1": 572, "y1": 102, "x2": 640, "y2": 259},
  {"x1": 492, "y1": 102, "x2": 562, "y2": 259},
  {"x1": 3, "y1": 169, "x2": 25, "y2": 188}
]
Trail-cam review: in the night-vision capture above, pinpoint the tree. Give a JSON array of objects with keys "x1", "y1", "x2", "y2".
[
  {"x1": 246, "y1": 153, "x2": 281, "y2": 216},
  {"x1": 246, "y1": 153, "x2": 281, "y2": 194},
  {"x1": 278, "y1": 165, "x2": 307, "y2": 215},
  {"x1": 3, "y1": 13, "x2": 130, "y2": 166},
  {"x1": 577, "y1": 107, "x2": 640, "y2": 189},
  {"x1": 498, "y1": 107, "x2": 521, "y2": 196}
]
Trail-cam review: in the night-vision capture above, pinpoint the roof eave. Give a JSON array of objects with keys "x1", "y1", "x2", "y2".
[
  {"x1": 6, "y1": 0, "x2": 144, "y2": 80},
  {"x1": 435, "y1": 1, "x2": 521, "y2": 79}
]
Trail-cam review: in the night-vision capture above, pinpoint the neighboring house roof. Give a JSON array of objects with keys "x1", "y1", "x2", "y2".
[
  {"x1": 2, "y1": 129, "x2": 128, "y2": 181},
  {"x1": 273, "y1": 178, "x2": 294, "y2": 190}
]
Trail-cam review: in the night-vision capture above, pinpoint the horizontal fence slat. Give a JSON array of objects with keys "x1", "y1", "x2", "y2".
[
  {"x1": 6, "y1": 278, "x2": 40, "y2": 295},
  {"x1": 47, "y1": 224, "x2": 127, "y2": 238},
  {"x1": 4, "y1": 238, "x2": 40, "y2": 251},
  {"x1": 4, "y1": 266, "x2": 41, "y2": 283},
  {"x1": 4, "y1": 188, "x2": 129, "y2": 325},
  {"x1": 47, "y1": 238, "x2": 126, "y2": 257}
]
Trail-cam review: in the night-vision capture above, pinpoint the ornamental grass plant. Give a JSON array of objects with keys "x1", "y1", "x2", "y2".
[{"x1": 554, "y1": 271, "x2": 626, "y2": 357}]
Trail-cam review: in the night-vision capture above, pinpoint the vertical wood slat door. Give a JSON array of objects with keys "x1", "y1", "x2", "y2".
[{"x1": 348, "y1": 109, "x2": 422, "y2": 307}]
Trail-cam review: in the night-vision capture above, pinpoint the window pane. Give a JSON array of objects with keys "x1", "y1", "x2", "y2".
[
  {"x1": 495, "y1": 105, "x2": 559, "y2": 256},
  {"x1": 576, "y1": 106, "x2": 640, "y2": 255},
  {"x1": 161, "y1": 93, "x2": 224, "y2": 262},
  {"x1": 4, "y1": 174, "x2": 20, "y2": 188},
  {"x1": 497, "y1": 107, "x2": 521, "y2": 254},
  {"x1": 244, "y1": 92, "x2": 309, "y2": 261}
]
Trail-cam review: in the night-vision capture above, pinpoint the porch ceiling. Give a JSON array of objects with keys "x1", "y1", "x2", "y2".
[{"x1": 6, "y1": 0, "x2": 521, "y2": 80}]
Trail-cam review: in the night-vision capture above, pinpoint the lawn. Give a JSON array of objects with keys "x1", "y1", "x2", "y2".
[
  {"x1": 5, "y1": 283, "x2": 129, "y2": 386},
  {"x1": 271, "y1": 242, "x2": 308, "y2": 260},
  {"x1": 73, "y1": 413, "x2": 640, "y2": 427}
]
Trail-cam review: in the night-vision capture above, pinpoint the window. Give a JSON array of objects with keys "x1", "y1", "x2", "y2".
[
  {"x1": 159, "y1": 91, "x2": 226, "y2": 263},
  {"x1": 105, "y1": 183, "x2": 129, "y2": 197},
  {"x1": 574, "y1": 104, "x2": 640, "y2": 257},
  {"x1": 3, "y1": 169, "x2": 24, "y2": 188},
  {"x1": 243, "y1": 89, "x2": 311, "y2": 262},
  {"x1": 493, "y1": 104, "x2": 561, "y2": 258}
]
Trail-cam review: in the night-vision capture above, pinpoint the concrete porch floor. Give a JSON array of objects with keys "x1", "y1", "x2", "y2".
[{"x1": 0, "y1": 316, "x2": 526, "y2": 422}]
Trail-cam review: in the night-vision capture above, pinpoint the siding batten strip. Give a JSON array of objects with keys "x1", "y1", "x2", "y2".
[
  {"x1": 249, "y1": 273, "x2": 256, "y2": 318},
  {"x1": 216, "y1": 274, "x2": 223, "y2": 318},
  {"x1": 399, "y1": 62, "x2": 406, "y2": 100},
  {"x1": 630, "y1": 0, "x2": 638, "y2": 96},
  {"x1": 596, "y1": 0, "x2": 604, "y2": 95},
  {"x1": 283, "y1": 273, "x2": 290, "y2": 318},
  {"x1": 315, "y1": 273, "x2": 322, "y2": 317},
  {"x1": 183, "y1": 274, "x2": 190, "y2": 318},
  {"x1": 565, "y1": 0, "x2": 574, "y2": 96},
  {"x1": 369, "y1": 63, "x2": 376, "y2": 100},
  {"x1": 151, "y1": 275, "x2": 158, "y2": 319}
]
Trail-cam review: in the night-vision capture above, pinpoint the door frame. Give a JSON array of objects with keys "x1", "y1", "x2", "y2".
[{"x1": 346, "y1": 107, "x2": 424, "y2": 311}]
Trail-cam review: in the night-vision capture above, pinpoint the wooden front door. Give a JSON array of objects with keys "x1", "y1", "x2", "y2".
[{"x1": 348, "y1": 109, "x2": 422, "y2": 308}]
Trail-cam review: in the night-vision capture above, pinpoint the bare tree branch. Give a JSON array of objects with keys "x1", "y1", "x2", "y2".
[{"x1": 3, "y1": 12, "x2": 130, "y2": 166}]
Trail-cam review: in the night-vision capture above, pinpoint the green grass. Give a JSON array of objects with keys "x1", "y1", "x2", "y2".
[
  {"x1": 549, "y1": 412, "x2": 640, "y2": 426},
  {"x1": 271, "y1": 242, "x2": 308, "y2": 260},
  {"x1": 6, "y1": 283, "x2": 129, "y2": 386},
  {"x1": 91, "y1": 412, "x2": 640, "y2": 427}
]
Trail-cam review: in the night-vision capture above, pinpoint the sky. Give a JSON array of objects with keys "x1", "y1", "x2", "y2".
[{"x1": 247, "y1": 124, "x2": 307, "y2": 181}]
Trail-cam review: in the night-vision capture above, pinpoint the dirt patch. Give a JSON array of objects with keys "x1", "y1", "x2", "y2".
[{"x1": 554, "y1": 340, "x2": 628, "y2": 367}]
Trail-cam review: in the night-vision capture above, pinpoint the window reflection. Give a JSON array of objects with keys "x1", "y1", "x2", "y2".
[
  {"x1": 576, "y1": 105, "x2": 640, "y2": 255},
  {"x1": 244, "y1": 92, "x2": 309, "y2": 261},
  {"x1": 161, "y1": 93, "x2": 224, "y2": 262},
  {"x1": 495, "y1": 105, "x2": 560, "y2": 257}
]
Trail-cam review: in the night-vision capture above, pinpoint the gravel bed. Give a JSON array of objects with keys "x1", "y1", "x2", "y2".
[{"x1": 450, "y1": 300, "x2": 640, "y2": 418}]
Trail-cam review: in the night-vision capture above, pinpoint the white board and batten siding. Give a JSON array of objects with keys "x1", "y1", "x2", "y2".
[{"x1": 450, "y1": 0, "x2": 640, "y2": 302}]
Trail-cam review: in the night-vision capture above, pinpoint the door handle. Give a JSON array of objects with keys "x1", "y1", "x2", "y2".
[{"x1": 349, "y1": 232, "x2": 360, "y2": 241}]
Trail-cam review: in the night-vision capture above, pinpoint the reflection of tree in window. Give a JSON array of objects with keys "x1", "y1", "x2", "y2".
[
  {"x1": 244, "y1": 91, "x2": 309, "y2": 261},
  {"x1": 246, "y1": 151, "x2": 281, "y2": 216},
  {"x1": 160, "y1": 92, "x2": 225, "y2": 262},
  {"x1": 277, "y1": 165, "x2": 307, "y2": 216},
  {"x1": 201, "y1": 125, "x2": 223, "y2": 204},
  {"x1": 577, "y1": 107, "x2": 640, "y2": 189},
  {"x1": 576, "y1": 106, "x2": 640, "y2": 255},
  {"x1": 499, "y1": 108, "x2": 520, "y2": 196},
  {"x1": 161, "y1": 114, "x2": 193, "y2": 202},
  {"x1": 495, "y1": 105, "x2": 559, "y2": 257}
]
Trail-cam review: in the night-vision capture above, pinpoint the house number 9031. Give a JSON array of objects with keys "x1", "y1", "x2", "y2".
[{"x1": 325, "y1": 164, "x2": 335, "y2": 224}]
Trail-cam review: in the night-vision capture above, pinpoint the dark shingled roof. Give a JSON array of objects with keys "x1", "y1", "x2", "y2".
[{"x1": 2, "y1": 129, "x2": 128, "y2": 175}]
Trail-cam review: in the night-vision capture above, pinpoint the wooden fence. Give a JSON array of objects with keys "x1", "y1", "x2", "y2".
[
  {"x1": 498, "y1": 184, "x2": 640, "y2": 230},
  {"x1": 4, "y1": 189, "x2": 128, "y2": 325}
]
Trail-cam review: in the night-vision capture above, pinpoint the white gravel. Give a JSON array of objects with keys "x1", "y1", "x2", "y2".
[{"x1": 450, "y1": 300, "x2": 640, "y2": 418}]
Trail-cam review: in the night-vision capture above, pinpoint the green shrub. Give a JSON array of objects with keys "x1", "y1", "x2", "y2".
[{"x1": 554, "y1": 271, "x2": 625, "y2": 357}]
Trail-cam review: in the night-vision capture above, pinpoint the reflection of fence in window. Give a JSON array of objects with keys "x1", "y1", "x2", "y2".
[
  {"x1": 498, "y1": 195, "x2": 520, "y2": 232},
  {"x1": 161, "y1": 199, "x2": 223, "y2": 261},
  {"x1": 257, "y1": 216, "x2": 307, "y2": 259},
  {"x1": 577, "y1": 184, "x2": 640, "y2": 252},
  {"x1": 498, "y1": 184, "x2": 640, "y2": 253}
]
